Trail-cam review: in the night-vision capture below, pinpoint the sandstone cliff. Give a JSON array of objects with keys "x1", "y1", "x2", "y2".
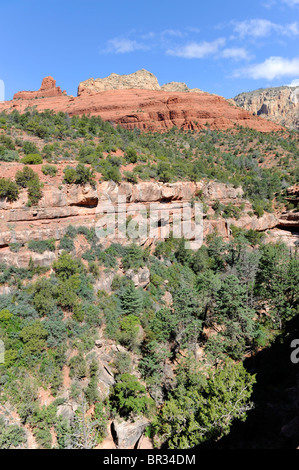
[
  {"x1": 0, "y1": 179, "x2": 296, "y2": 269},
  {"x1": 234, "y1": 86, "x2": 299, "y2": 131}
]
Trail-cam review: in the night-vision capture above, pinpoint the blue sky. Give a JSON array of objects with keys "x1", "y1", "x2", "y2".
[{"x1": 1, "y1": 0, "x2": 299, "y2": 100}]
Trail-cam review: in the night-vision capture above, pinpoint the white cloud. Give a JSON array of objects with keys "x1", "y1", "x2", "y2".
[
  {"x1": 234, "y1": 56, "x2": 299, "y2": 80},
  {"x1": 233, "y1": 19, "x2": 276, "y2": 37},
  {"x1": 262, "y1": 0, "x2": 277, "y2": 8},
  {"x1": 282, "y1": 0, "x2": 299, "y2": 6},
  {"x1": 167, "y1": 38, "x2": 226, "y2": 58},
  {"x1": 104, "y1": 38, "x2": 148, "y2": 54},
  {"x1": 221, "y1": 47, "x2": 251, "y2": 60},
  {"x1": 232, "y1": 18, "x2": 299, "y2": 38},
  {"x1": 285, "y1": 78, "x2": 299, "y2": 86},
  {"x1": 186, "y1": 26, "x2": 201, "y2": 34},
  {"x1": 285, "y1": 22, "x2": 299, "y2": 35},
  {"x1": 161, "y1": 29, "x2": 185, "y2": 37}
]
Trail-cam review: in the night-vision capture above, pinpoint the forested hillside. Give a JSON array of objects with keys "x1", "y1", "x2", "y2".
[{"x1": 0, "y1": 110, "x2": 298, "y2": 449}]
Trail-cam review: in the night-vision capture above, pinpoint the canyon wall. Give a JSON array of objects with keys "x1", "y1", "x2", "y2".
[{"x1": 0, "y1": 180, "x2": 296, "y2": 268}]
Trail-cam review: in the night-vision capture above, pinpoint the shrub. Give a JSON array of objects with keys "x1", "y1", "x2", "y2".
[
  {"x1": 27, "y1": 178, "x2": 43, "y2": 205},
  {"x1": 117, "y1": 314, "x2": 141, "y2": 351},
  {"x1": 32, "y1": 278, "x2": 57, "y2": 317},
  {"x1": 15, "y1": 167, "x2": 43, "y2": 205},
  {"x1": 109, "y1": 373, "x2": 154, "y2": 418},
  {"x1": 42, "y1": 164, "x2": 57, "y2": 177},
  {"x1": 21, "y1": 153, "x2": 43, "y2": 165},
  {"x1": 156, "y1": 162, "x2": 174, "y2": 183},
  {"x1": 113, "y1": 351, "x2": 132, "y2": 375},
  {"x1": 0, "y1": 178, "x2": 19, "y2": 202},
  {"x1": 125, "y1": 147, "x2": 138, "y2": 163},
  {"x1": 0, "y1": 149, "x2": 19, "y2": 162},
  {"x1": 9, "y1": 243, "x2": 22, "y2": 252},
  {"x1": 122, "y1": 244, "x2": 147, "y2": 271},
  {"x1": 252, "y1": 202, "x2": 264, "y2": 218},
  {"x1": 19, "y1": 321, "x2": 48, "y2": 356},
  {"x1": 59, "y1": 235, "x2": 74, "y2": 252},
  {"x1": 15, "y1": 166, "x2": 37, "y2": 187},
  {"x1": 28, "y1": 238, "x2": 56, "y2": 253},
  {"x1": 124, "y1": 171, "x2": 138, "y2": 184},
  {"x1": 101, "y1": 165, "x2": 121, "y2": 183},
  {"x1": 0, "y1": 417, "x2": 26, "y2": 449},
  {"x1": 63, "y1": 164, "x2": 95, "y2": 186},
  {"x1": 53, "y1": 252, "x2": 81, "y2": 281},
  {"x1": 75, "y1": 163, "x2": 95, "y2": 185},
  {"x1": 22, "y1": 141, "x2": 39, "y2": 155},
  {"x1": 0, "y1": 134, "x2": 15, "y2": 150},
  {"x1": 34, "y1": 428, "x2": 52, "y2": 449},
  {"x1": 69, "y1": 354, "x2": 87, "y2": 379},
  {"x1": 63, "y1": 167, "x2": 77, "y2": 184}
]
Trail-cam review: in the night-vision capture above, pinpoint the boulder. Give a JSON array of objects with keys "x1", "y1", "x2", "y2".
[
  {"x1": 56, "y1": 404, "x2": 75, "y2": 425},
  {"x1": 125, "y1": 267, "x2": 150, "y2": 288},
  {"x1": 111, "y1": 418, "x2": 150, "y2": 449}
]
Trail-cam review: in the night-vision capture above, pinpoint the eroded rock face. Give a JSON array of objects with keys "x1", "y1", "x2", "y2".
[
  {"x1": 234, "y1": 86, "x2": 299, "y2": 130},
  {"x1": 94, "y1": 271, "x2": 116, "y2": 294},
  {"x1": 0, "y1": 179, "x2": 296, "y2": 269},
  {"x1": 0, "y1": 249, "x2": 56, "y2": 268},
  {"x1": 78, "y1": 69, "x2": 206, "y2": 96},
  {"x1": 112, "y1": 418, "x2": 150, "y2": 449},
  {"x1": 78, "y1": 69, "x2": 161, "y2": 95},
  {"x1": 125, "y1": 267, "x2": 150, "y2": 288},
  {"x1": 13, "y1": 76, "x2": 64, "y2": 100}
]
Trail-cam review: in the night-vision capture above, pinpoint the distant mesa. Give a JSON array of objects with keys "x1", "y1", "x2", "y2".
[{"x1": 13, "y1": 76, "x2": 66, "y2": 100}]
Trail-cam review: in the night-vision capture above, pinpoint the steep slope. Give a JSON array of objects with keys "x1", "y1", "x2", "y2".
[{"x1": 234, "y1": 86, "x2": 299, "y2": 131}]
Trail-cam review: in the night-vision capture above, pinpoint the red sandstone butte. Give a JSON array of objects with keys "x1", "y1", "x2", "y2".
[
  {"x1": 0, "y1": 77, "x2": 282, "y2": 133},
  {"x1": 13, "y1": 76, "x2": 64, "y2": 100}
]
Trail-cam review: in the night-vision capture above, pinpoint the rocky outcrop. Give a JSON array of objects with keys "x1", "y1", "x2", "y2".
[
  {"x1": 94, "y1": 271, "x2": 117, "y2": 294},
  {"x1": 13, "y1": 76, "x2": 65, "y2": 100},
  {"x1": 234, "y1": 86, "x2": 299, "y2": 130},
  {"x1": 125, "y1": 267, "x2": 150, "y2": 288},
  {"x1": 78, "y1": 69, "x2": 206, "y2": 96},
  {"x1": 0, "y1": 248, "x2": 56, "y2": 268},
  {"x1": 78, "y1": 69, "x2": 161, "y2": 95},
  {"x1": 111, "y1": 418, "x2": 150, "y2": 449},
  {"x1": 56, "y1": 403, "x2": 75, "y2": 426},
  {"x1": 161, "y1": 81, "x2": 190, "y2": 93},
  {"x1": 0, "y1": 75, "x2": 282, "y2": 133}
]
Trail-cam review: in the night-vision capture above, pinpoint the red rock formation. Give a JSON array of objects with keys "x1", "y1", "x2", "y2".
[
  {"x1": 13, "y1": 76, "x2": 63, "y2": 100},
  {"x1": 1, "y1": 87, "x2": 281, "y2": 133}
]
